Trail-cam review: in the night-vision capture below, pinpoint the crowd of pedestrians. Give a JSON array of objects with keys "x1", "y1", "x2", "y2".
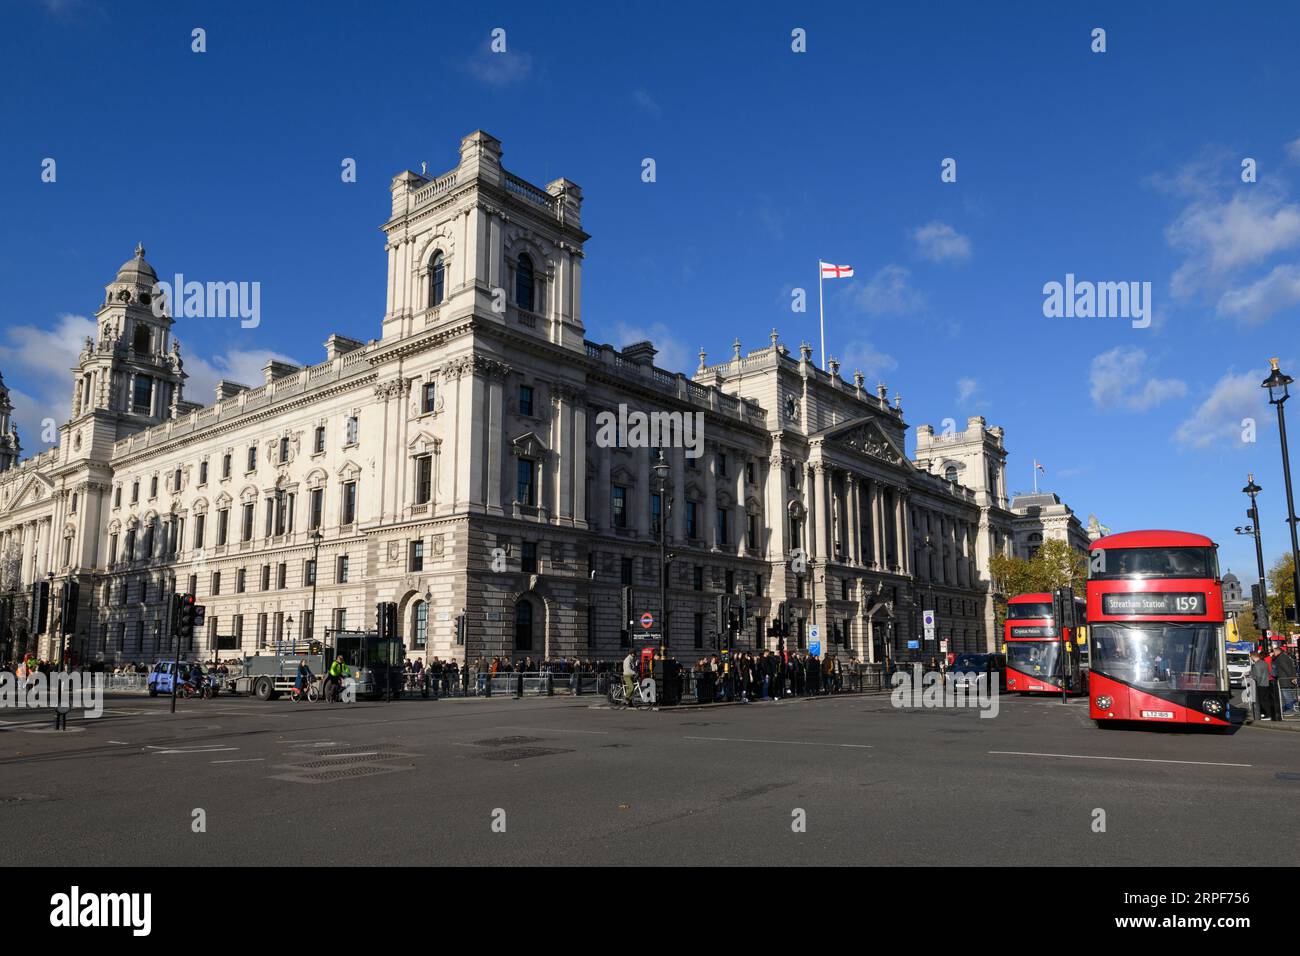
[
  {"x1": 1244, "y1": 644, "x2": 1299, "y2": 722},
  {"x1": 689, "y1": 651, "x2": 862, "y2": 702}
]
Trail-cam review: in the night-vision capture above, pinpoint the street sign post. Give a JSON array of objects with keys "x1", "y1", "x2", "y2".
[
  {"x1": 640, "y1": 612, "x2": 654, "y2": 630},
  {"x1": 809, "y1": 625, "x2": 821, "y2": 657},
  {"x1": 923, "y1": 609, "x2": 936, "y2": 641}
]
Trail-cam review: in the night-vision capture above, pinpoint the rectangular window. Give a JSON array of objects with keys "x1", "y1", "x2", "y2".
[
  {"x1": 342, "y1": 481, "x2": 357, "y2": 525},
  {"x1": 717, "y1": 452, "x2": 727, "y2": 477},
  {"x1": 247, "y1": 446, "x2": 257, "y2": 472},
  {"x1": 261, "y1": 565, "x2": 270, "y2": 591},
  {"x1": 516, "y1": 459, "x2": 536, "y2": 507},
  {"x1": 305, "y1": 559, "x2": 316, "y2": 586},
  {"x1": 621, "y1": 557, "x2": 633, "y2": 586},
  {"x1": 187, "y1": 574, "x2": 197, "y2": 595},
  {"x1": 746, "y1": 461, "x2": 755, "y2": 484},
  {"x1": 173, "y1": 469, "x2": 182, "y2": 492},
  {"x1": 337, "y1": 555, "x2": 349, "y2": 583},
  {"x1": 257, "y1": 613, "x2": 267, "y2": 649},
  {"x1": 279, "y1": 436, "x2": 289, "y2": 462},
  {"x1": 693, "y1": 566, "x2": 703, "y2": 591},
  {"x1": 345, "y1": 416, "x2": 359, "y2": 445},
  {"x1": 694, "y1": 612, "x2": 704, "y2": 649},
  {"x1": 237, "y1": 568, "x2": 246, "y2": 593},
  {"x1": 686, "y1": 502, "x2": 698, "y2": 539},
  {"x1": 422, "y1": 381, "x2": 436, "y2": 414},
  {"x1": 521, "y1": 541, "x2": 538, "y2": 573},
  {"x1": 725, "y1": 569, "x2": 735, "y2": 594},
  {"x1": 242, "y1": 503, "x2": 254, "y2": 542},
  {"x1": 277, "y1": 563, "x2": 287, "y2": 589},
  {"x1": 131, "y1": 481, "x2": 139, "y2": 503},
  {"x1": 333, "y1": 608, "x2": 348, "y2": 632},
  {"x1": 409, "y1": 540, "x2": 424, "y2": 572},
  {"x1": 518, "y1": 385, "x2": 534, "y2": 417},
  {"x1": 199, "y1": 460, "x2": 208, "y2": 484},
  {"x1": 217, "y1": 509, "x2": 229, "y2": 546},
  {"x1": 314, "y1": 426, "x2": 325, "y2": 454},
  {"x1": 651, "y1": 493, "x2": 662, "y2": 535},
  {"x1": 716, "y1": 508, "x2": 728, "y2": 546},
  {"x1": 264, "y1": 498, "x2": 274, "y2": 537},
  {"x1": 132, "y1": 375, "x2": 152, "y2": 413},
  {"x1": 612, "y1": 486, "x2": 627, "y2": 528},
  {"x1": 108, "y1": 534, "x2": 118, "y2": 563},
  {"x1": 309, "y1": 488, "x2": 323, "y2": 529},
  {"x1": 149, "y1": 475, "x2": 158, "y2": 498},
  {"x1": 415, "y1": 455, "x2": 432, "y2": 504},
  {"x1": 194, "y1": 513, "x2": 205, "y2": 549},
  {"x1": 211, "y1": 571, "x2": 221, "y2": 596},
  {"x1": 114, "y1": 486, "x2": 122, "y2": 507},
  {"x1": 222, "y1": 453, "x2": 231, "y2": 479},
  {"x1": 747, "y1": 513, "x2": 758, "y2": 550},
  {"x1": 755, "y1": 574, "x2": 764, "y2": 597}
]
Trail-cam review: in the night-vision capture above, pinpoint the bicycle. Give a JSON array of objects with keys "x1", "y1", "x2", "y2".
[
  {"x1": 607, "y1": 678, "x2": 652, "y2": 709},
  {"x1": 289, "y1": 678, "x2": 321, "y2": 703}
]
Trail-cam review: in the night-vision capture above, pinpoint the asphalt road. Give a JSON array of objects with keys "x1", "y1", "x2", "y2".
[{"x1": 2, "y1": 690, "x2": 1296, "y2": 866}]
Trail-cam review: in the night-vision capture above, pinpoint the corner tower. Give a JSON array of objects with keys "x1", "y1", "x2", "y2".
[{"x1": 380, "y1": 130, "x2": 589, "y2": 351}]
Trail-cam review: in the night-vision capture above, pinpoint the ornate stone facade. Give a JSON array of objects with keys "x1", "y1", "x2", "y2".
[{"x1": 0, "y1": 129, "x2": 1019, "y2": 665}]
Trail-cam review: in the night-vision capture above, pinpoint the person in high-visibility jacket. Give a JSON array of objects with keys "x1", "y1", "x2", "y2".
[{"x1": 325, "y1": 656, "x2": 348, "y2": 702}]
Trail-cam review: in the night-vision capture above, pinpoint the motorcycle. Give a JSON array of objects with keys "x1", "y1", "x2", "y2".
[{"x1": 178, "y1": 675, "x2": 218, "y2": 699}]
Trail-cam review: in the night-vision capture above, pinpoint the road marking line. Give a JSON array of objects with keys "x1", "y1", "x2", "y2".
[
  {"x1": 496, "y1": 726, "x2": 609, "y2": 735},
  {"x1": 685, "y1": 736, "x2": 871, "y2": 749},
  {"x1": 988, "y1": 751, "x2": 1251, "y2": 768},
  {"x1": 211, "y1": 758, "x2": 265, "y2": 764},
  {"x1": 320, "y1": 751, "x2": 379, "y2": 758},
  {"x1": 148, "y1": 746, "x2": 239, "y2": 755}
]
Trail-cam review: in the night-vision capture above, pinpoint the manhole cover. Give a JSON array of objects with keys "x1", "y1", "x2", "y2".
[
  {"x1": 297, "y1": 753, "x2": 403, "y2": 768},
  {"x1": 301, "y1": 765, "x2": 403, "y2": 781},
  {"x1": 474, "y1": 746, "x2": 572, "y2": 761},
  {"x1": 474, "y1": 736, "x2": 544, "y2": 747}
]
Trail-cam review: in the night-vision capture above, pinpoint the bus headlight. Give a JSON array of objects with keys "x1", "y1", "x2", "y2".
[
  {"x1": 1203, "y1": 699, "x2": 1223, "y2": 715},
  {"x1": 1094, "y1": 695, "x2": 1112, "y2": 710}
]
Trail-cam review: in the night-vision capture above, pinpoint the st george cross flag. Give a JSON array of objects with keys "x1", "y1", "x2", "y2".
[{"x1": 820, "y1": 261, "x2": 854, "y2": 279}]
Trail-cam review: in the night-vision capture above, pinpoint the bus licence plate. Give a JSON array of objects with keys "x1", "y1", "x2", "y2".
[{"x1": 1140, "y1": 710, "x2": 1174, "y2": 719}]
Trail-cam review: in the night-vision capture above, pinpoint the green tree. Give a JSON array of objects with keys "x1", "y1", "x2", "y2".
[
  {"x1": 1265, "y1": 552, "x2": 1297, "y2": 636},
  {"x1": 989, "y1": 539, "x2": 1088, "y2": 635}
]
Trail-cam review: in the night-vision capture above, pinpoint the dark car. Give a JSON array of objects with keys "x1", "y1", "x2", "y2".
[{"x1": 947, "y1": 653, "x2": 1006, "y2": 691}]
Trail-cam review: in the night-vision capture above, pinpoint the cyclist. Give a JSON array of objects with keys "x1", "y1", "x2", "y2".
[
  {"x1": 325, "y1": 655, "x2": 348, "y2": 702},
  {"x1": 294, "y1": 659, "x2": 314, "y2": 699},
  {"x1": 622, "y1": 649, "x2": 637, "y2": 704}
]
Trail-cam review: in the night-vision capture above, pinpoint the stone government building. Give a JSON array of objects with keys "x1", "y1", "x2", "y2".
[{"x1": 0, "y1": 129, "x2": 1057, "y2": 667}]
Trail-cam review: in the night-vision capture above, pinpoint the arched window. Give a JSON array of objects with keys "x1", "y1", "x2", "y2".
[
  {"x1": 133, "y1": 323, "x2": 151, "y2": 353},
  {"x1": 428, "y1": 252, "x2": 445, "y2": 307},
  {"x1": 412, "y1": 600, "x2": 428, "y2": 650},
  {"x1": 514, "y1": 598, "x2": 534, "y2": 651},
  {"x1": 944, "y1": 465, "x2": 958, "y2": 483},
  {"x1": 515, "y1": 254, "x2": 534, "y2": 312}
]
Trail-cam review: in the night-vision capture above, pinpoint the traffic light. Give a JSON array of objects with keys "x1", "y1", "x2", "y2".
[
  {"x1": 29, "y1": 580, "x2": 49, "y2": 633},
  {"x1": 176, "y1": 593, "x2": 197, "y2": 644},
  {"x1": 376, "y1": 601, "x2": 397, "y2": 641},
  {"x1": 736, "y1": 588, "x2": 749, "y2": 621},
  {"x1": 456, "y1": 613, "x2": 467, "y2": 645},
  {"x1": 1251, "y1": 584, "x2": 1269, "y2": 632},
  {"x1": 621, "y1": 587, "x2": 632, "y2": 630},
  {"x1": 60, "y1": 580, "x2": 80, "y2": 636},
  {"x1": 777, "y1": 600, "x2": 789, "y2": 637}
]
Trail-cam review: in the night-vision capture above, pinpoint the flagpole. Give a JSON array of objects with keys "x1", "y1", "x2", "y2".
[
  {"x1": 818, "y1": 264, "x2": 826, "y2": 371},
  {"x1": 1033, "y1": 461, "x2": 1038, "y2": 495}
]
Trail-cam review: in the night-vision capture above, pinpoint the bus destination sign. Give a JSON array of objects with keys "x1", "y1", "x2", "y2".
[
  {"x1": 1102, "y1": 592, "x2": 1207, "y2": 616},
  {"x1": 1010, "y1": 625, "x2": 1054, "y2": 638}
]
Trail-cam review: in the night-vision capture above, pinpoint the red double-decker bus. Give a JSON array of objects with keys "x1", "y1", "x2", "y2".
[
  {"x1": 1003, "y1": 592, "x2": 1088, "y2": 694},
  {"x1": 1086, "y1": 530, "x2": 1230, "y2": 728}
]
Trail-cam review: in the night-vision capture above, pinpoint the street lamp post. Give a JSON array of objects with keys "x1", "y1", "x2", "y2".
[
  {"x1": 46, "y1": 570, "x2": 55, "y2": 663},
  {"x1": 1262, "y1": 359, "x2": 1300, "y2": 642},
  {"x1": 308, "y1": 529, "x2": 323, "y2": 649},
  {"x1": 1238, "y1": 475, "x2": 1270, "y2": 650},
  {"x1": 652, "y1": 452, "x2": 672, "y2": 658}
]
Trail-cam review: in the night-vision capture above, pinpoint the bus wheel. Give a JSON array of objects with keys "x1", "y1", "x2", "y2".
[
  {"x1": 148, "y1": 687, "x2": 157, "y2": 697},
  {"x1": 255, "y1": 677, "x2": 273, "y2": 701}
]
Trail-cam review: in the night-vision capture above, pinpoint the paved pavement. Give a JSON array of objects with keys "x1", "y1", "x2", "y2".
[{"x1": 1, "y1": 690, "x2": 1296, "y2": 866}]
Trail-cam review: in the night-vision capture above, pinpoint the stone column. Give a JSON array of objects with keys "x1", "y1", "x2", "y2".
[
  {"x1": 808, "y1": 463, "x2": 823, "y2": 562},
  {"x1": 634, "y1": 443, "x2": 651, "y2": 536},
  {"x1": 553, "y1": 389, "x2": 570, "y2": 521},
  {"x1": 573, "y1": 400, "x2": 588, "y2": 527},
  {"x1": 597, "y1": 439, "x2": 612, "y2": 530},
  {"x1": 734, "y1": 463, "x2": 747, "y2": 557},
  {"x1": 705, "y1": 447, "x2": 718, "y2": 549},
  {"x1": 846, "y1": 475, "x2": 859, "y2": 565},
  {"x1": 671, "y1": 445, "x2": 686, "y2": 543},
  {"x1": 486, "y1": 369, "x2": 505, "y2": 515}
]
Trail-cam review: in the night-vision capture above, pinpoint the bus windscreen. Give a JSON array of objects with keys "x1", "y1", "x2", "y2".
[
  {"x1": 1008, "y1": 602, "x2": 1052, "y2": 620},
  {"x1": 1089, "y1": 622, "x2": 1226, "y2": 692},
  {"x1": 1090, "y1": 547, "x2": 1217, "y2": 580}
]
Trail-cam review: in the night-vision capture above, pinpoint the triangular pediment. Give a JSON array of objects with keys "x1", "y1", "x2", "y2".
[
  {"x1": 815, "y1": 416, "x2": 907, "y2": 468},
  {"x1": 2, "y1": 471, "x2": 55, "y2": 515},
  {"x1": 511, "y1": 431, "x2": 550, "y2": 459}
]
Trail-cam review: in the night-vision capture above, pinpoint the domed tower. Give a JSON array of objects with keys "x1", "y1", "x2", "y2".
[
  {"x1": 0, "y1": 370, "x2": 20, "y2": 471},
  {"x1": 63, "y1": 244, "x2": 188, "y2": 458}
]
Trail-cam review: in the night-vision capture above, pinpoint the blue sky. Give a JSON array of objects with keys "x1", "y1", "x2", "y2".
[{"x1": 3, "y1": 0, "x2": 1300, "y2": 579}]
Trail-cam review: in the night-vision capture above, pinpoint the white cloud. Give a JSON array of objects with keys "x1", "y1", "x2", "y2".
[
  {"x1": 602, "y1": 321, "x2": 691, "y2": 374},
  {"x1": 850, "y1": 264, "x2": 925, "y2": 316},
  {"x1": 1216, "y1": 263, "x2": 1300, "y2": 324},
  {"x1": 910, "y1": 221, "x2": 972, "y2": 263},
  {"x1": 1089, "y1": 347, "x2": 1187, "y2": 412},
  {"x1": 1166, "y1": 189, "x2": 1300, "y2": 298},
  {"x1": 0, "y1": 312, "x2": 96, "y2": 451},
  {"x1": 178, "y1": 346, "x2": 304, "y2": 405},
  {"x1": 1285, "y1": 138, "x2": 1300, "y2": 165},
  {"x1": 840, "y1": 341, "x2": 898, "y2": 381},
  {"x1": 460, "y1": 42, "x2": 533, "y2": 88},
  {"x1": 956, "y1": 377, "x2": 979, "y2": 403},
  {"x1": 632, "y1": 89, "x2": 662, "y2": 117},
  {"x1": 1173, "y1": 366, "x2": 1271, "y2": 451}
]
